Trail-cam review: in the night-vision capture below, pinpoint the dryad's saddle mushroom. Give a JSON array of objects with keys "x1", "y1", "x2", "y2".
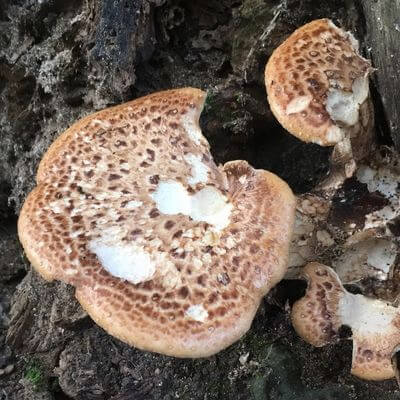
[
  {"x1": 265, "y1": 19, "x2": 374, "y2": 190},
  {"x1": 292, "y1": 263, "x2": 400, "y2": 381},
  {"x1": 18, "y1": 88, "x2": 296, "y2": 357}
]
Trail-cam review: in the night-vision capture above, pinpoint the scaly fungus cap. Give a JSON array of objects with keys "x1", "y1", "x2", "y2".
[
  {"x1": 18, "y1": 88, "x2": 296, "y2": 357},
  {"x1": 265, "y1": 18, "x2": 372, "y2": 147},
  {"x1": 292, "y1": 262, "x2": 400, "y2": 380}
]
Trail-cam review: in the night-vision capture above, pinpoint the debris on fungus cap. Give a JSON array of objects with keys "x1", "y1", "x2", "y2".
[
  {"x1": 292, "y1": 262, "x2": 400, "y2": 381},
  {"x1": 265, "y1": 19, "x2": 374, "y2": 189},
  {"x1": 18, "y1": 88, "x2": 296, "y2": 358}
]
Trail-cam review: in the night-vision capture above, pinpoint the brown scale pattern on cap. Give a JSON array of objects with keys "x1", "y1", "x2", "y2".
[
  {"x1": 265, "y1": 19, "x2": 372, "y2": 146},
  {"x1": 292, "y1": 263, "x2": 400, "y2": 381},
  {"x1": 291, "y1": 262, "x2": 343, "y2": 346},
  {"x1": 18, "y1": 88, "x2": 296, "y2": 358}
]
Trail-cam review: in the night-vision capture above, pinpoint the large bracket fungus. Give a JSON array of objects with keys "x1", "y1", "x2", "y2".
[
  {"x1": 292, "y1": 263, "x2": 400, "y2": 381},
  {"x1": 265, "y1": 19, "x2": 374, "y2": 192},
  {"x1": 18, "y1": 88, "x2": 296, "y2": 357}
]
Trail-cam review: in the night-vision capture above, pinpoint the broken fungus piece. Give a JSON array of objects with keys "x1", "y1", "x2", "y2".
[
  {"x1": 287, "y1": 146, "x2": 400, "y2": 300},
  {"x1": 18, "y1": 88, "x2": 296, "y2": 357},
  {"x1": 292, "y1": 262, "x2": 400, "y2": 380},
  {"x1": 265, "y1": 19, "x2": 374, "y2": 189}
]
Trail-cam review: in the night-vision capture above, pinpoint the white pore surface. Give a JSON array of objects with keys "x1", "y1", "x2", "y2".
[
  {"x1": 286, "y1": 95, "x2": 311, "y2": 115},
  {"x1": 184, "y1": 154, "x2": 209, "y2": 185},
  {"x1": 185, "y1": 304, "x2": 208, "y2": 322},
  {"x1": 89, "y1": 241, "x2": 156, "y2": 284},
  {"x1": 338, "y1": 292, "x2": 397, "y2": 335},
  {"x1": 151, "y1": 181, "x2": 232, "y2": 231},
  {"x1": 326, "y1": 75, "x2": 369, "y2": 126}
]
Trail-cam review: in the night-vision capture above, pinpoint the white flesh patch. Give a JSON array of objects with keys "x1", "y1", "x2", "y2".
[
  {"x1": 326, "y1": 75, "x2": 369, "y2": 126},
  {"x1": 184, "y1": 154, "x2": 209, "y2": 185},
  {"x1": 326, "y1": 89, "x2": 359, "y2": 125},
  {"x1": 286, "y1": 95, "x2": 312, "y2": 115},
  {"x1": 89, "y1": 240, "x2": 155, "y2": 284},
  {"x1": 185, "y1": 304, "x2": 208, "y2": 322},
  {"x1": 151, "y1": 181, "x2": 191, "y2": 215},
  {"x1": 151, "y1": 181, "x2": 232, "y2": 231},
  {"x1": 339, "y1": 292, "x2": 398, "y2": 335},
  {"x1": 190, "y1": 186, "x2": 233, "y2": 230}
]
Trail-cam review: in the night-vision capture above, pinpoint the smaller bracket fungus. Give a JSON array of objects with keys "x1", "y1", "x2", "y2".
[
  {"x1": 18, "y1": 88, "x2": 296, "y2": 358},
  {"x1": 292, "y1": 262, "x2": 400, "y2": 381},
  {"x1": 265, "y1": 19, "x2": 374, "y2": 191}
]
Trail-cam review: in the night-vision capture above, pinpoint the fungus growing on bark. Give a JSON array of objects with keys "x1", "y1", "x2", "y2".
[
  {"x1": 286, "y1": 146, "x2": 400, "y2": 302},
  {"x1": 292, "y1": 262, "x2": 400, "y2": 380},
  {"x1": 265, "y1": 19, "x2": 374, "y2": 190},
  {"x1": 18, "y1": 88, "x2": 296, "y2": 357}
]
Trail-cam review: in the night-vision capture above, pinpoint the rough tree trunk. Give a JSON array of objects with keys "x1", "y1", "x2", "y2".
[{"x1": 361, "y1": 0, "x2": 400, "y2": 150}]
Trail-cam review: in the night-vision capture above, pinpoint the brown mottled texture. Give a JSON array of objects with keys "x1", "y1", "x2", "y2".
[
  {"x1": 292, "y1": 263, "x2": 400, "y2": 381},
  {"x1": 291, "y1": 263, "x2": 343, "y2": 346},
  {"x1": 265, "y1": 18, "x2": 372, "y2": 147},
  {"x1": 18, "y1": 88, "x2": 296, "y2": 358}
]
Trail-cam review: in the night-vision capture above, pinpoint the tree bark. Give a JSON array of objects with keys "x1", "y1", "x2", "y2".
[{"x1": 361, "y1": 0, "x2": 400, "y2": 150}]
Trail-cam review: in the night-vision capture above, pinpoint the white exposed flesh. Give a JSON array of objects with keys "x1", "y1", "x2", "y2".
[{"x1": 151, "y1": 181, "x2": 232, "y2": 231}]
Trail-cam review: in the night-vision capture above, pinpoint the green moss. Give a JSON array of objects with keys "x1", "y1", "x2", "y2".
[
  {"x1": 203, "y1": 90, "x2": 217, "y2": 113},
  {"x1": 25, "y1": 360, "x2": 45, "y2": 390}
]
